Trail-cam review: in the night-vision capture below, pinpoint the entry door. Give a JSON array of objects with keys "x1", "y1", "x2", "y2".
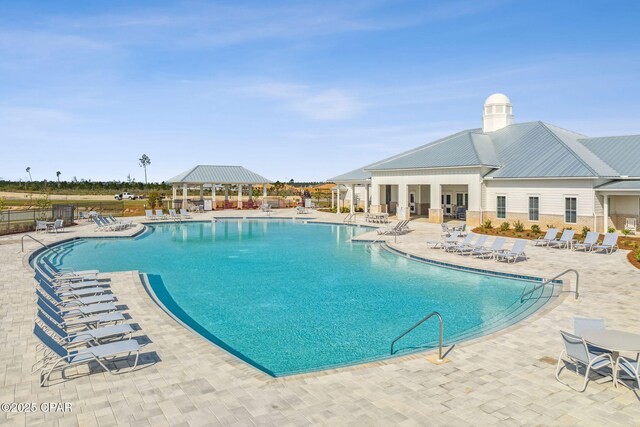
[
  {"x1": 441, "y1": 193, "x2": 453, "y2": 215},
  {"x1": 409, "y1": 191, "x2": 416, "y2": 214}
]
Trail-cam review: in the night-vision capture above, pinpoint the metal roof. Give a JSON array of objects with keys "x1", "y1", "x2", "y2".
[
  {"x1": 365, "y1": 130, "x2": 500, "y2": 171},
  {"x1": 596, "y1": 180, "x2": 640, "y2": 190},
  {"x1": 167, "y1": 165, "x2": 271, "y2": 184},
  {"x1": 328, "y1": 166, "x2": 371, "y2": 182},
  {"x1": 332, "y1": 121, "x2": 638, "y2": 180},
  {"x1": 578, "y1": 135, "x2": 640, "y2": 177}
]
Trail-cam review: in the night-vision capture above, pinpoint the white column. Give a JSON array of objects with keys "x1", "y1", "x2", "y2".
[
  {"x1": 429, "y1": 184, "x2": 442, "y2": 223},
  {"x1": 364, "y1": 184, "x2": 370, "y2": 213},
  {"x1": 182, "y1": 184, "x2": 188, "y2": 208},
  {"x1": 212, "y1": 185, "x2": 217, "y2": 210},
  {"x1": 603, "y1": 194, "x2": 609, "y2": 232},
  {"x1": 331, "y1": 190, "x2": 335, "y2": 209},
  {"x1": 371, "y1": 184, "x2": 381, "y2": 211},
  {"x1": 224, "y1": 185, "x2": 229, "y2": 201},
  {"x1": 237, "y1": 184, "x2": 243, "y2": 209},
  {"x1": 398, "y1": 183, "x2": 409, "y2": 220},
  {"x1": 263, "y1": 183, "x2": 268, "y2": 204},
  {"x1": 336, "y1": 187, "x2": 341, "y2": 213},
  {"x1": 199, "y1": 185, "x2": 204, "y2": 202},
  {"x1": 172, "y1": 185, "x2": 177, "y2": 209},
  {"x1": 248, "y1": 185, "x2": 253, "y2": 201},
  {"x1": 350, "y1": 184, "x2": 355, "y2": 214}
]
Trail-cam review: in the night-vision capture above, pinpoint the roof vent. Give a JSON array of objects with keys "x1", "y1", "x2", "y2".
[{"x1": 482, "y1": 93, "x2": 513, "y2": 133}]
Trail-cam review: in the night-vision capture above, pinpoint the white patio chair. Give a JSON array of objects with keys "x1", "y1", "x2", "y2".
[
  {"x1": 555, "y1": 330, "x2": 614, "y2": 392},
  {"x1": 35, "y1": 221, "x2": 48, "y2": 233},
  {"x1": 616, "y1": 355, "x2": 640, "y2": 389},
  {"x1": 624, "y1": 218, "x2": 637, "y2": 234}
]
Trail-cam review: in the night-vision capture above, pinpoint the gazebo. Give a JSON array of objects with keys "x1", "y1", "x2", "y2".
[{"x1": 166, "y1": 165, "x2": 272, "y2": 210}]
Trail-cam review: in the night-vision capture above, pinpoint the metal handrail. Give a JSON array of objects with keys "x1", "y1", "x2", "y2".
[
  {"x1": 343, "y1": 213, "x2": 356, "y2": 224},
  {"x1": 21, "y1": 234, "x2": 51, "y2": 252},
  {"x1": 520, "y1": 268, "x2": 579, "y2": 303},
  {"x1": 390, "y1": 311, "x2": 444, "y2": 361}
]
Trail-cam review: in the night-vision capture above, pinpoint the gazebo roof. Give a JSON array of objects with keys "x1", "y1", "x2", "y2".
[{"x1": 167, "y1": 165, "x2": 272, "y2": 185}]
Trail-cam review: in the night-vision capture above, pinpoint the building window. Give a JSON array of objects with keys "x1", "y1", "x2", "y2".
[
  {"x1": 528, "y1": 197, "x2": 539, "y2": 221},
  {"x1": 497, "y1": 196, "x2": 506, "y2": 219},
  {"x1": 565, "y1": 197, "x2": 577, "y2": 223}
]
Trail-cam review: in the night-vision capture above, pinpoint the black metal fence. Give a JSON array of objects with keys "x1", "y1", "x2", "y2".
[{"x1": 0, "y1": 204, "x2": 75, "y2": 235}]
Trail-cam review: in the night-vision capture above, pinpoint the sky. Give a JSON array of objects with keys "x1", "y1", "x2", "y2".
[{"x1": 0, "y1": 0, "x2": 639, "y2": 183}]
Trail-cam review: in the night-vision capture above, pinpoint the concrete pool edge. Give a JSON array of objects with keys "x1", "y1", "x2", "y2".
[{"x1": 28, "y1": 219, "x2": 570, "y2": 381}]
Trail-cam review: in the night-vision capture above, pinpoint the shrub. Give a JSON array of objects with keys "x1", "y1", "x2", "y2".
[
  {"x1": 581, "y1": 226, "x2": 590, "y2": 238},
  {"x1": 562, "y1": 226, "x2": 573, "y2": 231},
  {"x1": 483, "y1": 219, "x2": 492, "y2": 229},
  {"x1": 500, "y1": 222, "x2": 510, "y2": 231},
  {"x1": 340, "y1": 206, "x2": 350, "y2": 213},
  {"x1": 148, "y1": 191, "x2": 160, "y2": 209},
  {"x1": 622, "y1": 228, "x2": 632, "y2": 236},
  {"x1": 636, "y1": 248, "x2": 640, "y2": 262},
  {"x1": 546, "y1": 224, "x2": 556, "y2": 230},
  {"x1": 531, "y1": 224, "x2": 540, "y2": 233},
  {"x1": 513, "y1": 220, "x2": 524, "y2": 232},
  {"x1": 608, "y1": 226, "x2": 616, "y2": 233}
]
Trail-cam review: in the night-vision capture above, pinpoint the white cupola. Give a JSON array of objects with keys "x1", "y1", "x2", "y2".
[{"x1": 482, "y1": 93, "x2": 513, "y2": 133}]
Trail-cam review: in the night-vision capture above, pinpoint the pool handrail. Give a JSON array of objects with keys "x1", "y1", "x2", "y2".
[
  {"x1": 520, "y1": 268, "x2": 579, "y2": 303},
  {"x1": 390, "y1": 311, "x2": 444, "y2": 361}
]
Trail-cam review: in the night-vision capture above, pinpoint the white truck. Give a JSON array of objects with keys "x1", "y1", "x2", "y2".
[{"x1": 114, "y1": 192, "x2": 138, "y2": 200}]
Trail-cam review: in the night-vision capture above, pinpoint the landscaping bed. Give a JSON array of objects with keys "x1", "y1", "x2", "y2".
[{"x1": 472, "y1": 221, "x2": 640, "y2": 270}]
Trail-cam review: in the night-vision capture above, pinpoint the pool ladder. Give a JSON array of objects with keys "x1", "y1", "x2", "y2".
[
  {"x1": 390, "y1": 311, "x2": 444, "y2": 362},
  {"x1": 343, "y1": 213, "x2": 356, "y2": 224},
  {"x1": 21, "y1": 234, "x2": 52, "y2": 253},
  {"x1": 520, "y1": 268, "x2": 579, "y2": 303}
]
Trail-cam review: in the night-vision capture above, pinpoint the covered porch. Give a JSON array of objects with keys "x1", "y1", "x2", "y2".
[
  {"x1": 331, "y1": 180, "x2": 371, "y2": 215},
  {"x1": 167, "y1": 165, "x2": 272, "y2": 211},
  {"x1": 597, "y1": 181, "x2": 640, "y2": 233}
]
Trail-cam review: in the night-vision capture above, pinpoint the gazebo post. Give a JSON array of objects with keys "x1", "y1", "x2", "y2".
[
  {"x1": 224, "y1": 185, "x2": 229, "y2": 209},
  {"x1": 263, "y1": 184, "x2": 268, "y2": 206},
  {"x1": 248, "y1": 185, "x2": 253, "y2": 208},
  {"x1": 212, "y1": 184, "x2": 216, "y2": 210},
  {"x1": 182, "y1": 184, "x2": 188, "y2": 209},
  {"x1": 350, "y1": 184, "x2": 355, "y2": 214},
  {"x1": 336, "y1": 186, "x2": 341, "y2": 214},
  {"x1": 199, "y1": 185, "x2": 204, "y2": 201},
  {"x1": 331, "y1": 190, "x2": 335, "y2": 209},
  {"x1": 172, "y1": 185, "x2": 177, "y2": 209},
  {"x1": 364, "y1": 184, "x2": 370, "y2": 214},
  {"x1": 238, "y1": 184, "x2": 243, "y2": 209}
]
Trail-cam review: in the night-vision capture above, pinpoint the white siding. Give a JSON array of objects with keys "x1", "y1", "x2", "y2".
[{"x1": 483, "y1": 179, "x2": 597, "y2": 218}]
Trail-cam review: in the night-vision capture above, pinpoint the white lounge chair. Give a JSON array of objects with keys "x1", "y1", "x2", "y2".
[
  {"x1": 145, "y1": 210, "x2": 156, "y2": 221},
  {"x1": 494, "y1": 239, "x2": 527, "y2": 263},
  {"x1": 33, "y1": 324, "x2": 140, "y2": 387},
  {"x1": 168, "y1": 209, "x2": 181, "y2": 221},
  {"x1": 427, "y1": 231, "x2": 460, "y2": 249},
  {"x1": 471, "y1": 237, "x2": 506, "y2": 259},
  {"x1": 179, "y1": 208, "x2": 192, "y2": 219},
  {"x1": 444, "y1": 232, "x2": 474, "y2": 252},
  {"x1": 155, "y1": 209, "x2": 166, "y2": 220},
  {"x1": 624, "y1": 218, "x2": 637, "y2": 235},
  {"x1": 573, "y1": 232, "x2": 600, "y2": 252},
  {"x1": 547, "y1": 229, "x2": 575, "y2": 249},
  {"x1": 593, "y1": 232, "x2": 618, "y2": 254},
  {"x1": 455, "y1": 234, "x2": 488, "y2": 255},
  {"x1": 555, "y1": 330, "x2": 614, "y2": 392},
  {"x1": 534, "y1": 228, "x2": 558, "y2": 247}
]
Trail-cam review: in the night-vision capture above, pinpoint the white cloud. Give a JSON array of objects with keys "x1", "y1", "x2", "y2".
[{"x1": 247, "y1": 81, "x2": 363, "y2": 121}]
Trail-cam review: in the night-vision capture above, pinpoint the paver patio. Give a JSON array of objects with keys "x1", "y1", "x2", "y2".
[{"x1": 1, "y1": 210, "x2": 639, "y2": 426}]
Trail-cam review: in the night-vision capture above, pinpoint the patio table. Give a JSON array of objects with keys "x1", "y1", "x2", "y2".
[{"x1": 582, "y1": 329, "x2": 640, "y2": 387}]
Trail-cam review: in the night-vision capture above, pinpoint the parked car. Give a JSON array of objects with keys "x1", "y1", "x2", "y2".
[{"x1": 114, "y1": 192, "x2": 138, "y2": 200}]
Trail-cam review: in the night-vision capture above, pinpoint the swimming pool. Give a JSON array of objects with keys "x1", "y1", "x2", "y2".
[{"x1": 38, "y1": 219, "x2": 557, "y2": 376}]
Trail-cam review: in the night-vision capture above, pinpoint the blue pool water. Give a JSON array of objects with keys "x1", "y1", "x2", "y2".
[{"x1": 39, "y1": 220, "x2": 555, "y2": 376}]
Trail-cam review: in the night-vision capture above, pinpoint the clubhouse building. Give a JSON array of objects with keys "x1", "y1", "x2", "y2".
[{"x1": 330, "y1": 93, "x2": 640, "y2": 232}]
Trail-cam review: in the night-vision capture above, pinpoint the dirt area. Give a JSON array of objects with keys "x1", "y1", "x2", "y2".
[{"x1": 0, "y1": 191, "x2": 116, "y2": 201}]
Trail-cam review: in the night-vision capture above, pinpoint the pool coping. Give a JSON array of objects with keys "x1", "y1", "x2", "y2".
[{"x1": 26, "y1": 219, "x2": 571, "y2": 383}]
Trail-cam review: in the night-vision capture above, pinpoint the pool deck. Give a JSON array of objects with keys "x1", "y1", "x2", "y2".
[{"x1": 1, "y1": 209, "x2": 639, "y2": 426}]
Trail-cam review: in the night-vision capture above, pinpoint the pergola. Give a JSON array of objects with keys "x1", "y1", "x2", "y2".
[{"x1": 166, "y1": 165, "x2": 272, "y2": 210}]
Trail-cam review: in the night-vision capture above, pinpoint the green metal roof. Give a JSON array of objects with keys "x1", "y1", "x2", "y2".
[
  {"x1": 332, "y1": 121, "x2": 639, "y2": 181},
  {"x1": 167, "y1": 165, "x2": 271, "y2": 184},
  {"x1": 596, "y1": 180, "x2": 640, "y2": 190}
]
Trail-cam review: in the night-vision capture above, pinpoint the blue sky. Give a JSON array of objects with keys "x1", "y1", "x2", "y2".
[{"x1": 1, "y1": 1, "x2": 639, "y2": 183}]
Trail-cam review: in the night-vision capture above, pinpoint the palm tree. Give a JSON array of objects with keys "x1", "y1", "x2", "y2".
[
  {"x1": 56, "y1": 171, "x2": 61, "y2": 182},
  {"x1": 139, "y1": 154, "x2": 151, "y2": 184},
  {"x1": 26, "y1": 167, "x2": 32, "y2": 181}
]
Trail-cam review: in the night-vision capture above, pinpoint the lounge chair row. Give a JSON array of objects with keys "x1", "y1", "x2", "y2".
[
  {"x1": 377, "y1": 220, "x2": 411, "y2": 236},
  {"x1": 32, "y1": 257, "x2": 143, "y2": 386},
  {"x1": 429, "y1": 232, "x2": 528, "y2": 263},
  {"x1": 92, "y1": 215, "x2": 133, "y2": 231},
  {"x1": 535, "y1": 228, "x2": 619, "y2": 253},
  {"x1": 145, "y1": 209, "x2": 192, "y2": 221}
]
